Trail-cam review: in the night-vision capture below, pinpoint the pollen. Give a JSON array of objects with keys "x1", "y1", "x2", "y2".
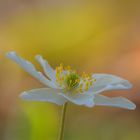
[
  {"x1": 55, "y1": 64, "x2": 96, "y2": 93},
  {"x1": 65, "y1": 65, "x2": 71, "y2": 71}
]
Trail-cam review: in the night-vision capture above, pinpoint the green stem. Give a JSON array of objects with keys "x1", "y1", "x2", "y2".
[{"x1": 58, "y1": 103, "x2": 68, "y2": 140}]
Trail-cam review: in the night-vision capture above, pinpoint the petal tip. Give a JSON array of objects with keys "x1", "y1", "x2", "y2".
[
  {"x1": 35, "y1": 55, "x2": 41, "y2": 59},
  {"x1": 123, "y1": 99, "x2": 136, "y2": 110},
  {"x1": 35, "y1": 55, "x2": 43, "y2": 61},
  {"x1": 128, "y1": 103, "x2": 136, "y2": 110},
  {"x1": 19, "y1": 92, "x2": 29, "y2": 100},
  {"x1": 125, "y1": 81, "x2": 133, "y2": 89},
  {"x1": 6, "y1": 51, "x2": 16, "y2": 58}
]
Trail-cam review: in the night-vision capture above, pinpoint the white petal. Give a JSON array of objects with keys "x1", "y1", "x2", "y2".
[
  {"x1": 35, "y1": 55, "x2": 56, "y2": 82},
  {"x1": 20, "y1": 88, "x2": 67, "y2": 105},
  {"x1": 59, "y1": 92, "x2": 95, "y2": 107},
  {"x1": 94, "y1": 95, "x2": 136, "y2": 110},
  {"x1": 6, "y1": 52, "x2": 57, "y2": 88},
  {"x1": 90, "y1": 74, "x2": 132, "y2": 94}
]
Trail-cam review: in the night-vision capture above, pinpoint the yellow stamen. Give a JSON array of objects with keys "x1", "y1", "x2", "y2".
[
  {"x1": 65, "y1": 66, "x2": 71, "y2": 71},
  {"x1": 55, "y1": 63, "x2": 96, "y2": 93}
]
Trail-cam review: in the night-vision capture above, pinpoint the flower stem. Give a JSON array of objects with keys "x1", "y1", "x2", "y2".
[{"x1": 58, "y1": 102, "x2": 68, "y2": 140}]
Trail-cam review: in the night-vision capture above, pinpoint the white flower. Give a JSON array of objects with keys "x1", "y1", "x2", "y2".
[{"x1": 6, "y1": 51, "x2": 136, "y2": 110}]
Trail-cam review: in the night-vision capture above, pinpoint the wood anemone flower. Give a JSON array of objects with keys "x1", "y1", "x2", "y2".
[{"x1": 6, "y1": 51, "x2": 136, "y2": 110}]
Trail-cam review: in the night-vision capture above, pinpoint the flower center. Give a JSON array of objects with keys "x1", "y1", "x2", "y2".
[
  {"x1": 55, "y1": 63, "x2": 96, "y2": 93},
  {"x1": 66, "y1": 73, "x2": 80, "y2": 90}
]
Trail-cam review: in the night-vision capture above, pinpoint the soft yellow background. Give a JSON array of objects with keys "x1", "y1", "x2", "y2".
[{"x1": 0, "y1": 1, "x2": 140, "y2": 140}]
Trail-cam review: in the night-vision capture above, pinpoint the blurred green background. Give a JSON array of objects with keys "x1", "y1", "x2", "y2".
[{"x1": 0, "y1": 0, "x2": 140, "y2": 140}]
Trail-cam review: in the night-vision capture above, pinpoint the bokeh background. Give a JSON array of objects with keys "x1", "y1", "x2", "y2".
[{"x1": 0, "y1": 0, "x2": 140, "y2": 140}]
